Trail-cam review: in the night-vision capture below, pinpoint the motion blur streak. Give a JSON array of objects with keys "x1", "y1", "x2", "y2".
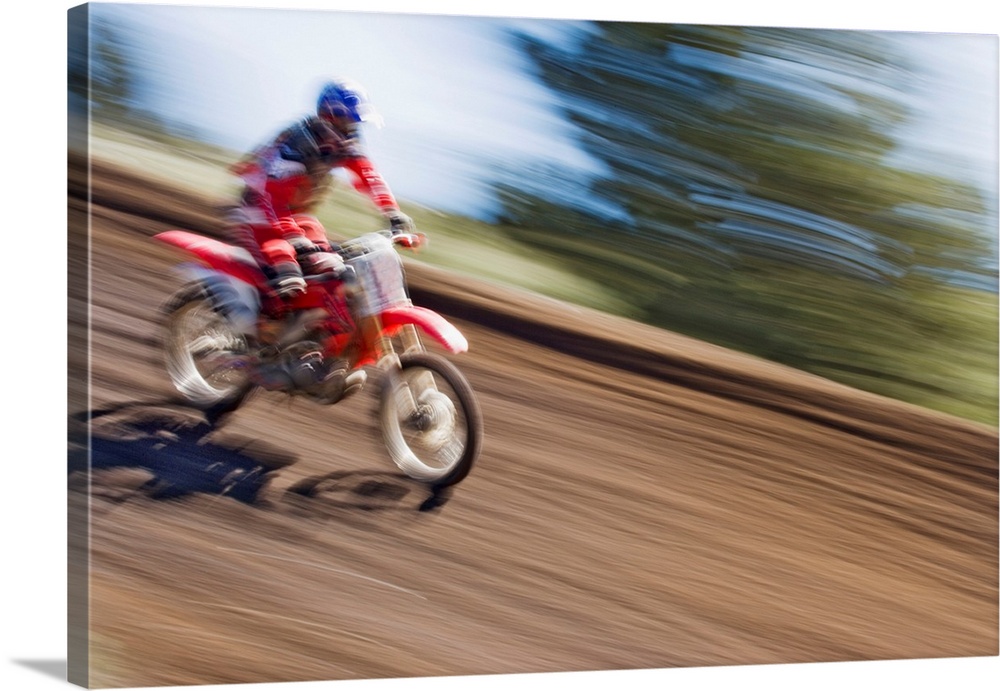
[
  {"x1": 69, "y1": 8, "x2": 998, "y2": 687},
  {"x1": 493, "y1": 23, "x2": 997, "y2": 424},
  {"x1": 69, "y1": 156, "x2": 997, "y2": 686}
]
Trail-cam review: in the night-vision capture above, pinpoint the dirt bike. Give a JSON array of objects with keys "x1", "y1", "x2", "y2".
[{"x1": 153, "y1": 227, "x2": 483, "y2": 489}]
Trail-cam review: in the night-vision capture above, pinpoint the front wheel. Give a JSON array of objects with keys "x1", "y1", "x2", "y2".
[{"x1": 379, "y1": 352, "x2": 483, "y2": 487}]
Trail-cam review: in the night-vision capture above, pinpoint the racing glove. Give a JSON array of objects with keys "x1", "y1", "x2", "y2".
[{"x1": 385, "y1": 210, "x2": 415, "y2": 235}]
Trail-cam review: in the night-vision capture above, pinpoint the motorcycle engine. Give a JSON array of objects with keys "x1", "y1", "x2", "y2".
[
  {"x1": 252, "y1": 340, "x2": 353, "y2": 404},
  {"x1": 282, "y1": 342, "x2": 329, "y2": 389}
]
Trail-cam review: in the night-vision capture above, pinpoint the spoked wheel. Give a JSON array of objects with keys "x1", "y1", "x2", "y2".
[
  {"x1": 162, "y1": 284, "x2": 254, "y2": 415},
  {"x1": 379, "y1": 352, "x2": 483, "y2": 488}
]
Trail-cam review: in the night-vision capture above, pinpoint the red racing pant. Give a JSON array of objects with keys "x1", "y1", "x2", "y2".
[{"x1": 228, "y1": 206, "x2": 333, "y2": 274}]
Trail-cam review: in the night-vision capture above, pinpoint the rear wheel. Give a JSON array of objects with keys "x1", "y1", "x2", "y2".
[
  {"x1": 379, "y1": 352, "x2": 483, "y2": 487},
  {"x1": 162, "y1": 284, "x2": 254, "y2": 416}
]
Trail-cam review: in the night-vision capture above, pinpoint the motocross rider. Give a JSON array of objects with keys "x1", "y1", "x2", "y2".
[{"x1": 227, "y1": 78, "x2": 415, "y2": 297}]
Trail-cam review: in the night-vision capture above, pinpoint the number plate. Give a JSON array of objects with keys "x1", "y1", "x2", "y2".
[{"x1": 348, "y1": 247, "x2": 410, "y2": 316}]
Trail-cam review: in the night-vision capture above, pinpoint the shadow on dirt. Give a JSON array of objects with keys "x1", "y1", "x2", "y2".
[
  {"x1": 69, "y1": 399, "x2": 454, "y2": 512},
  {"x1": 69, "y1": 399, "x2": 297, "y2": 504},
  {"x1": 286, "y1": 470, "x2": 454, "y2": 514}
]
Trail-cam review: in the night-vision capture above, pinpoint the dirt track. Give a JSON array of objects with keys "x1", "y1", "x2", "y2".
[{"x1": 68, "y1": 154, "x2": 998, "y2": 688}]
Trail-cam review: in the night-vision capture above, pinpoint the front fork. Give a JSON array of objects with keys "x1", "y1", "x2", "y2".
[
  {"x1": 364, "y1": 318, "x2": 437, "y2": 419},
  {"x1": 397, "y1": 323, "x2": 423, "y2": 356}
]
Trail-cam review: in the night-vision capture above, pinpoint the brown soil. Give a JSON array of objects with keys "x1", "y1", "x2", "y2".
[{"x1": 68, "y1": 153, "x2": 998, "y2": 688}]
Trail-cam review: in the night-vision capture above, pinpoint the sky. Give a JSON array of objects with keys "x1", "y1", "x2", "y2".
[
  {"x1": 890, "y1": 31, "x2": 998, "y2": 205},
  {"x1": 1, "y1": 4, "x2": 999, "y2": 691},
  {"x1": 88, "y1": 1, "x2": 998, "y2": 222},
  {"x1": 93, "y1": 3, "x2": 603, "y2": 218}
]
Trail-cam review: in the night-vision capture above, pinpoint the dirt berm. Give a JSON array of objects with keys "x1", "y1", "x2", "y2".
[{"x1": 69, "y1": 153, "x2": 997, "y2": 688}]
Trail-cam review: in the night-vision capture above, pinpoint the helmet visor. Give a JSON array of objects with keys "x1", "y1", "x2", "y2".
[{"x1": 354, "y1": 102, "x2": 384, "y2": 128}]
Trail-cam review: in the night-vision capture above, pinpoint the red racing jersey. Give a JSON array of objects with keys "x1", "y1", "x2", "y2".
[{"x1": 231, "y1": 115, "x2": 400, "y2": 226}]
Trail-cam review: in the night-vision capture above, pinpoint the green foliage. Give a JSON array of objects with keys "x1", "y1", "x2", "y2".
[{"x1": 496, "y1": 23, "x2": 998, "y2": 424}]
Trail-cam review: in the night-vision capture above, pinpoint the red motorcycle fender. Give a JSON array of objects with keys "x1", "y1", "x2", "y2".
[
  {"x1": 154, "y1": 230, "x2": 269, "y2": 289},
  {"x1": 380, "y1": 306, "x2": 469, "y2": 354}
]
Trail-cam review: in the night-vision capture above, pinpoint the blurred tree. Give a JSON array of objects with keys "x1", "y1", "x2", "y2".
[
  {"x1": 69, "y1": 14, "x2": 211, "y2": 143},
  {"x1": 496, "y1": 23, "x2": 997, "y2": 422},
  {"x1": 90, "y1": 17, "x2": 138, "y2": 120}
]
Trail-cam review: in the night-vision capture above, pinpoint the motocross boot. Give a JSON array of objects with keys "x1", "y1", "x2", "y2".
[
  {"x1": 272, "y1": 261, "x2": 307, "y2": 298},
  {"x1": 344, "y1": 369, "x2": 367, "y2": 396}
]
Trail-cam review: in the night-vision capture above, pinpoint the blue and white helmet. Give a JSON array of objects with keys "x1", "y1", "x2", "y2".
[{"x1": 316, "y1": 78, "x2": 383, "y2": 128}]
